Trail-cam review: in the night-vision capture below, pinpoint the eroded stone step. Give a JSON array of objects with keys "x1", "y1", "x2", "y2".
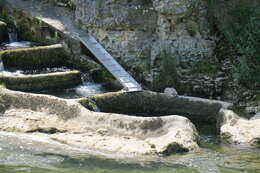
[
  {"x1": 0, "y1": 44, "x2": 68, "y2": 70},
  {"x1": 0, "y1": 70, "x2": 82, "y2": 91}
]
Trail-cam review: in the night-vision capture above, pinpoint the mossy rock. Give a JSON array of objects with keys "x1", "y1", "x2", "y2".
[
  {"x1": 85, "y1": 91, "x2": 233, "y2": 123},
  {"x1": 0, "y1": 21, "x2": 8, "y2": 43},
  {"x1": 0, "y1": 44, "x2": 69, "y2": 70},
  {"x1": 1, "y1": 70, "x2": 82, "y2": 91}
]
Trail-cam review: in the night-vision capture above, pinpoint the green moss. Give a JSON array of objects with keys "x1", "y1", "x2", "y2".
[
  {"x1": 0, "y1": 44, "x2": 69, "y2": 70},
  {"x1": 1, "y1": 71, "x2": 82, "y2": 91},
  {"x1": 66, "y1": 56, "x2": 118, "y2": 87},
  {"x1": 1, "y1": 7, "x2": 62, "y2": 45},
  {"x1": 79, "y1": 99, "x2": 100, "y2": 111},
  {"x1": 161, "y1": 143, "x2": 189, "y2": 155},
  {"x1": 89, "y1": 91, "x2": 222, "y2": 123},
  {"x1": 0, "y1": 127, "x2": 23, "y2": 133}
]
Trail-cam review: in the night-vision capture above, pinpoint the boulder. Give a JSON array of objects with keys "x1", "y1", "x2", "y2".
[
  {"x1": 245, "y1": 106, "x2": 260, "y2": 115},
  {"x1": 0, "y1": 21, "x2": 8, "y2": 43},
  {"x1": 164, "y1": 87, "x2": 178, "y2": 97},
  {"x1": 0, "y1": 88, "x2": 199, "y2": 155},
  {"x1": 1, "y1": 70, "x2": 82, "y2": 91},
  {"x1": 217, "y1": 109, "x2": 260, "y2": 147},
  {"x1": 250, "y1": 112, "x2": 260, "y2": 120}
]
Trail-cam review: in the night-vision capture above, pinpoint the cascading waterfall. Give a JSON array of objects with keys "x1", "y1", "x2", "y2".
[
  {"x1": 0, "y1": 56, "x2": 4, "y2": 71},
  {"x1": 8, "y1": 20, "x2": 18, "y2": 43},
  {"x1": 8, "y1": 30, "x2": 18, "y2": 42}
]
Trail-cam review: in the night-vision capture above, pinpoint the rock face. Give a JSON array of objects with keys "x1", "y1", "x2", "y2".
[
  {"x1": 0, "y1": 21, "x2": 8, "y2": 43},
  {"x1": 0, "y1": 88, "x2": 199, "y2": 155},
  {"x1": 73, "y1": 0, "x2": 215, "y2": 89},
  {"x1": 217, "y1": 109, "x2": 260, "y2": 147}
]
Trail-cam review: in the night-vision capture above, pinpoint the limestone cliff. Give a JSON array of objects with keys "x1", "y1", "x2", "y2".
[{"x1": 73, "y1": 0, "x2": 215, "y2": 92}]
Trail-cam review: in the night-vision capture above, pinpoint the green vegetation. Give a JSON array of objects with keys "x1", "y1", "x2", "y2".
[
  {"x1": 0, "y1": 8, "x2": 15, "y2": 26},
  {"x1": 0, "y1": 44, "x2": 69, "y2": 70},
  {"x1": 152, "y1": 47, "x2": 179, "y2": 91},
  {"x1": 191, "y1": 57, "x2": 219, "y2": 76},
  {"x1": 206, "y1": 0, "x2": 260, "y2": 89},
  {"x1": 0, "y1": 21, "x2": 8, "y2": 42},
  {"x1": 96, "y1": 0, "x2": 103, "y2": 17}
]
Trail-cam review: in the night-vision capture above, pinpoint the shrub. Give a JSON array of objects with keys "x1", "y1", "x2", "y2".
[
  {"x1": 152, "y1": 47, "x2": 179, "y2": 91},
  {"x1": 206, "y1": 0, "x2": 260, "y2": 88}
]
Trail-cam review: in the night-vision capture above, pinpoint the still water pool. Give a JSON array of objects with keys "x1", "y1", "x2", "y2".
[{"x1": 0, "y1": 131, "x2": 259, "y2": 173}]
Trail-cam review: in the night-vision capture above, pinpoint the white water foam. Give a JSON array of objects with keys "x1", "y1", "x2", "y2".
[
  {"x1": 75, "y1": 82, "x2": 105, "y2": 97},
  {"x1": 0, "y1": 61, "x2": 4, "y2": 71},
  {"x1": 2, "y1": 70, "x2": 25, "y2": 76}
]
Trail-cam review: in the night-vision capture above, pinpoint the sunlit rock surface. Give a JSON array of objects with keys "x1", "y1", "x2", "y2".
[
  {"x1": 73, "y1": 0, "x2": 215, "y2": 85},
  {"x1": 218, "y1": 109, "x2": 260, "y2": 147},
  {"x1": 0, "y1": 88, "x2": 199, "y2": 155}
]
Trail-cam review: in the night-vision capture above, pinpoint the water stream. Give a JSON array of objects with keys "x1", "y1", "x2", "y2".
[
  {"x1": 8, "y1": 31, "x2": 18, "y2": 43},
  {"x1": 0, "y1": 61, "x2": 3, "y2": 72},
  {"x1": 35, "y1": 81, "x2": 108, "y2": 99}
]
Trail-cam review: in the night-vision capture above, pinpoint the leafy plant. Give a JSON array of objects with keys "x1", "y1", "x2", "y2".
[
  {"x1": 152, "y1": 47, "x2": 179, "y2": 91},
  {"x1": 206, "y1": 0, "x2": 260, "y2": 88},
  {"x1": 96, "y1": 0, "x2": 103, "y2": 17}
]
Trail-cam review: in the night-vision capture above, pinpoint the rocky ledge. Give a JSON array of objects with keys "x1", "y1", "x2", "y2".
[
  {"x1": 0, "y1": 88, "x2": 199, "y2": 155},
  {"x1": 0, "y1": 87, "x2": 259, "y2": 155}
]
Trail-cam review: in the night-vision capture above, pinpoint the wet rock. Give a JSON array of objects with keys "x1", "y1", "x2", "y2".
[
  {"x1": 217, "y1": 109, "x2": 260, "y2": 147},
  {"x1": 245, "y1": 106, "x2": 260, "y2": 115},
  {"x1": 0, "y1": 21, "x2": 8, "y2": 43},
  {"x1": 164, "y1": 87, "x2": 178, "y2": 97},
  {"x1": 81, "y1": 90, "x2": 233, "y2": 123},
  {"x1": 0, "y1": 88, "x2": 199, "y2": 155},
  {"x1": 251, "y1": 112, "x2": 260, "y2": 120},
  {"x1": 0, "y1": 44, "x2": 69, "y2": 70},
  {"x1": 1, "y1": 70, "x2": 82, "y2": 91}
]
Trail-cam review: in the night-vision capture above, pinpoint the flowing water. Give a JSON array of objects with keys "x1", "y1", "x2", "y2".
[
  {"x1": 1, "y1": 41, "x2": 39, "y2": 49},
  {"x1": 0, "y1": 67, "x2": 108, "y2": 99},
  {"x1": 8, "y1": 30, "x2": 18, "y2": 43},
  {"x1": 36, "y1": 82, "x2": 108, "y2": 99},
  {"x1": 0, "y1": 62, "x2": 3, "y2": 72}
]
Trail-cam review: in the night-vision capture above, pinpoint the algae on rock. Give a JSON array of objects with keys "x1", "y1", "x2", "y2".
[
  {"x1": 0, "y1": 44, "x2": 69, "y2": 70},
  {"x1": 1, "y1": 70, "x2": 82, "y2": 91}
]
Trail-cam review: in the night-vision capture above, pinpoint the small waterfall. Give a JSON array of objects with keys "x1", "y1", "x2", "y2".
[
  {"x1": 0, "y1": 57, "x2": 4, "y2": 71},
  {"x1": 75, "y1": 82, "x2": 105, "y2": 97},
  {"x1": 0, "y1": 62, "x2": 3, "y2": 71},
  {"x1": 8, "y1": 30, "x2": 18, "y2": 42}
]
